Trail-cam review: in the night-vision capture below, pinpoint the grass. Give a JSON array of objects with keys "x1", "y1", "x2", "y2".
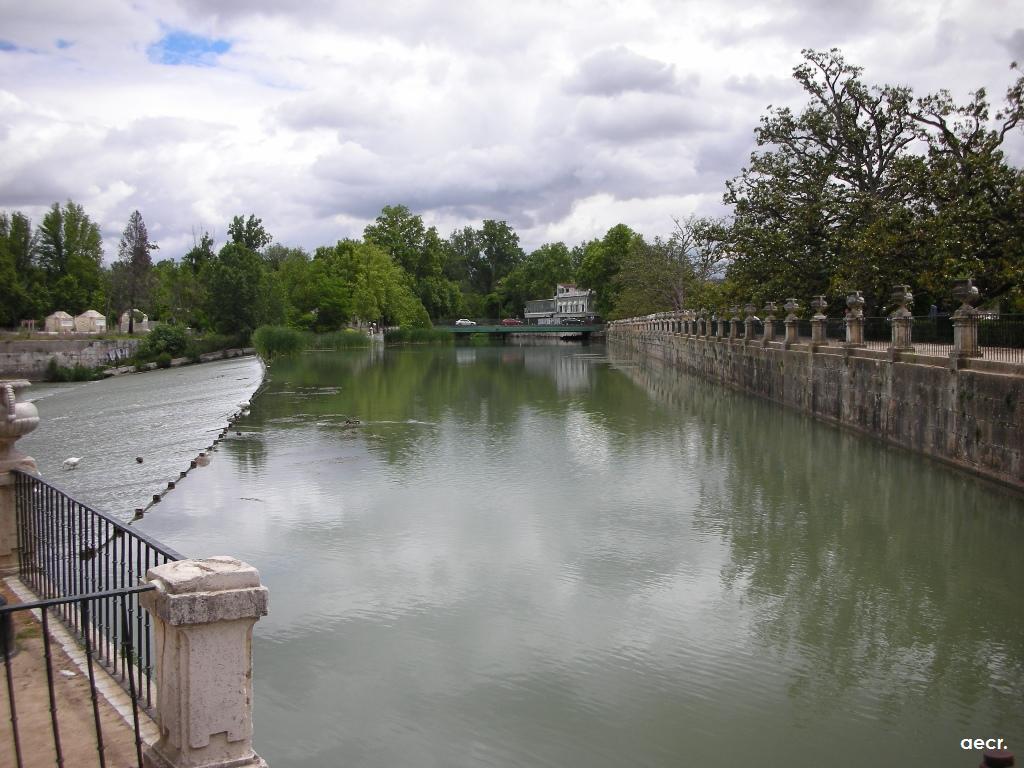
[
  {"x1": 252, "y1": 326, "x2": 308, "y2": 358},
  {"x1": 314, "y1": 329, "x2": 372, "y2": 349}
]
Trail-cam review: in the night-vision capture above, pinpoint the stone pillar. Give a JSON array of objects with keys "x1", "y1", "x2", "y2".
[
  {"x1": 951, "y1": 278, "x2": 982, "y2": 358},
  {"x1": 889, "y1": 285, "x2": 914, "y2": 351},
  {"x1": 762, "y1": 302, "x2": 777, "y2": 344},
  {"x1": 783, "y1": 299, "x2": 801, "y2": 346},
  {"x1": 0, "y1": 381, "x2": 39, "y2": 576},
  {"x1": 810, "y1": 296, "x2": 828, "y2": 346},
  {"x1": 729, "y1": 306, "x2": 741, "y2": 339},
  {"x1": 141, "y1": 557, "x2": 270, "y2": 768},
  {"x1": 698, "y1": 310, "x2": 708, "y2": 337},
  {"x1": 743, "y1": 303, "x2": 759, "y2": 344},
  {"x1": 845, "y1": 291, "x2": 865, "y2": 347},
  {"x1": 716, "y1": 311, "x2": 728, "y2": 338}
]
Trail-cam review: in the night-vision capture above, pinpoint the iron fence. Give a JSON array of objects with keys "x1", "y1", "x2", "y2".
[
  {"x1": 12, "y1": 469, "x2": 181, "y2": 710},
  {"x1": 978, "y1": 314, "x2": 1024, "y2": 364},
  {"x1": 1, "y1": 585, "x2": 155, "y2": 768}
]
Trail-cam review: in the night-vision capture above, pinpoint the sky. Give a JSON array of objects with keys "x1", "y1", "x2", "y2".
[{"x1": 1, "y1": 0, "x2": 1022, "y2": 262}]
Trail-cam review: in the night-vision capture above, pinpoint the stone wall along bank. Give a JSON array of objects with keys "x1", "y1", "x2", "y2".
[
  {"x1": 0, "y1": 338, "x2": 139, "y2": 379},
  {"x1": 608, "y1": 327, "x2": 1024, "y2": 492}
]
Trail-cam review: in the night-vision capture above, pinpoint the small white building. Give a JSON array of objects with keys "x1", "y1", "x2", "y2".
[
  {"x1": 44, "y1": 311, "x2": 75, "y2": 334},
  {"x1": 554, "y1": 284, "x2": 594, "y2": 318},
  {"x1": 119, "y1": 309, "x2": 150, "y2": 333},
  {"x1": 74, "y1": 309, "x2": 107, "y2": 334}
]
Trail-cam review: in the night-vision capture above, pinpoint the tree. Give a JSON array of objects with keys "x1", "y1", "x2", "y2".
[
  {"x1": 498, "y1": 242, "x2": 574, "y2": 316},
  {"x1": 114, "y1": 210, "x2": 158, "y2": 333},
  {"x1": 473, "y1": 220, "x2": 524, "y2": 296},
  {"x1": 0, "y1": 212, "x2": 40, "y2": 325},
  {"x1": 612, "y1": 216, "x2": 729, "y2": 317},
  {"x1": 577, "y1": 224, "x2": 639, "y2": 317},
  {"x1": 228, "y1": 214, "x2": 272, "y2": 252},
  {"x1": 204, "y1": 242, "x2": 282, "y2": 337},
  {"x1": 34, "y1": 201, "x2": 105, "y2": 313},
  {"x1": 182, "y1": 231, "x2": 215, "y2": 274}
]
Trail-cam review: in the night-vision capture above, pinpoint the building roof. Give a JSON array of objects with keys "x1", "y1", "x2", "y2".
[
  {"x1": 47, "y1": 311, "x2": 73, "y2": 319},
  {"x1": 76, "y1": 310, "x2": 104, "y2": 318}
]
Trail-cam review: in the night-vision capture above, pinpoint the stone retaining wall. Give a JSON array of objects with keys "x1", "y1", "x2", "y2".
[
  {"x1": 0, "y1": 339, "x2": 140, "y2": 379},
  {"x1": 608, "y1": 327, "x2": 1024, "y2": 491}
]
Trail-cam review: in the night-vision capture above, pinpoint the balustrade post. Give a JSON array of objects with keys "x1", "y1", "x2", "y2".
[
  {"x1": 729, "y1": 306, "x2": 741, "y2": 339},
  {"x1": 951, "y1": 278, "x2": 982, "y2": 358},
  {"x1": 810, "y1": 296, "x2": 828, "y2": 346},
  {"x1": 889, "y1": 285, "x2": 914, "y2": 351},
  {"x1": 717, "y1": 310, "x2": 728, "y2": 338},
  {"x1": 845, "y1": 291, "x2": 866, "y2": 347},
  {"x1": 699, "y1": 310, "x2": 708, "y2": 337},
  {"x1": 743, "y1": 304, "x2": 759, "y2": 345},
  {"x1": 762, "y1": 302, "x2": 777, "y2": 345},
  {"x1": 783, "y1": 299, "x2": 801, "y2": 346},
  {"x1": 0, "y1": 380, "x2": 39, "y2": 575},
  {"x1": 140, "y1": 556, "x2": 271, "y2": 768}
]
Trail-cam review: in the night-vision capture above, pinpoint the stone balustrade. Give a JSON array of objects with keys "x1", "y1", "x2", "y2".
[{"x1": 604, "y1": 279, "x2": 988, "y2": 361}]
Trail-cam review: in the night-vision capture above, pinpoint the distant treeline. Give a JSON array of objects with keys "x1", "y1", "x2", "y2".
[{"x1": 2, "y1": 49, "x2": 1021, "y2": 334}]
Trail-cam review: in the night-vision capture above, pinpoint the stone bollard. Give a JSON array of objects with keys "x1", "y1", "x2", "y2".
[
  {"x1": 783, "y1": 299, "x2": 801, "y2": 346},
  {"x1": 889, "y1": 285, "x2": 914, "y2": 351},
  {"x1": 729, "y1": 306, "x2": 741, "y2": 339},
  {"x1": 0, "y1": 380, "x2": 39, "y2": 576},
  {"x1": 743, "y1": 304, "x2": 759, "y2": 344},
  {"x1": 845, "y1": 291, "x2": 866, "y2": 347},
  {"x1": 951, "y1": 278, "x2": 982, "y2": 359},
  {"x1": 140, "y1": 556, "x2": 270, "y2": 768},
  {"x1": 762, "y1": 302, "x2": 777, "y2": 344},
  {"x1": 810, "y1": 296, "x2": 828, "y2": 346}
]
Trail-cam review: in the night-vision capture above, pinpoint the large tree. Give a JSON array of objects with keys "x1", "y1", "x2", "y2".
[
  {"x1": 576, "y1": 223, "x2": 639, "y2": 317},
  {"x1": 498, "y1": 242, "x2": 574, "y2": 316},
  {"x1": 35, "y1": 201, "x2": 105, "y2": 313},
  {"x1": 228, "y1": 214, "x2": 272, "y2": 253},
  {"x1": 114, "y1": 210, "x2": 158, "y2": 333}
]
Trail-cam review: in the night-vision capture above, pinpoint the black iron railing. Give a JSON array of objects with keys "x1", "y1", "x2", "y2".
[
  {"x1": 12, "y1": 470, "x2": 181, "y2": 710},
  {"x1": 2, "y1": 585, "x2": 155, "y2": 768}
]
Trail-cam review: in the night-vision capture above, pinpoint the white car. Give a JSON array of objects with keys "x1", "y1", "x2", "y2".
[{"x1": 455, "y1": 319, "x2": 477, "y2": 326}]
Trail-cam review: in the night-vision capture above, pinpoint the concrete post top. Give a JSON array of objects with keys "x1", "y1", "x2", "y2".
[
  {"x1": 146, "y1": 556, "x2": 261, "y2": 593},
  {"x1": 143, "y1": 557, "x2": 268, "y2": 626}
]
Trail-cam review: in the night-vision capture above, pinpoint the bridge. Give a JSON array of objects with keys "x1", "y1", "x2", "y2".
[{"x1": 440, "y1": 324, "x2": 606, "y2": 335}]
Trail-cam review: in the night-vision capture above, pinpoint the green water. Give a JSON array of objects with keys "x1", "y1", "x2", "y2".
[{"x1": 137, "y1": 343, "x2": 1024, "y2": 767}]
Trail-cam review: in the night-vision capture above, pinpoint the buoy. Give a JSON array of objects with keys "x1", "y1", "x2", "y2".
[{"x1": 136, "y1": 456, "x2": 143, "y2": 464}]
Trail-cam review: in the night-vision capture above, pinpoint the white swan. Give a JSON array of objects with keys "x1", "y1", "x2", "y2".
[{"x1": 63, "y1": 457, "x2": 82, "y2": 470}]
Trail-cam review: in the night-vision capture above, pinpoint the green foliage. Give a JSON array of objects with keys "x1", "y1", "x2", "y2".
[
  {"x1": 112, "y1": 210, "x2": 158, "y2": 331},
  {"x1": 137, "y1": 324, "x2": 189, "y2": 359},
  {"x1": 35, "y1": 201, "x2": 105, "y2": 314},
  {"x1": 577, "y1": 224, "x2": 639, "y2": 317},
  {"x1": 155, "y1": 352, "x2": 172, "y2": 368},
  {"x1": 45, "y1": 357, "x2": 102, "y2": 382},
  {"x1": 384, "y1": 328, "x2": 454, "y2": 345},
  {"x1": 228, "y1": 214, "x2": 272, "y2": 252},
  {"x1": 252, "y1": 325, "x2": 309, "y2": 358},
  {"x1": 203, "y1": 242, "x2": 284, "y2": 337},
  {"x1": 498, "y1": 242, "x2": 574, "y2": 316},
  {"x1": 314, "y1": 329, "x2": 372, "y2": 349}
]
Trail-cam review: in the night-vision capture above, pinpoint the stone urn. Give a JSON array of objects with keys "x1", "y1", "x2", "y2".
[
  {"x1": 952, "y1": 278, "x2": 980, "y2": 314},
  {"x1": 846, "y1": 291, "x2": 865, "y2": 318},
  {"x1": 810, "y1": 295, "x2": 828, "y2": 319},
  {"x1": 889, "y1": 285, "x2": 914, "y2": 319},
  {"x1": 0, "y1": 380, "x2": 39, "y2": 474}
]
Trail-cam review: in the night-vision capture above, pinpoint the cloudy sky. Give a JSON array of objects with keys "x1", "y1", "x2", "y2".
[{"x1": 1, "y1": 0, "x2": 1022, "y2": 261}]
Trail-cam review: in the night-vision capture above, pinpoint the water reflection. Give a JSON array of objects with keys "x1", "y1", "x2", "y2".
[{"x1": 136, "y1": 345, "x2": 1023, "y2": 767}]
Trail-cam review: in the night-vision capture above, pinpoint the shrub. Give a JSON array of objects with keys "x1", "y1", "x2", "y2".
[
  {"x1": 252, "y1": 325, "x2": 308, "y2": 358},
  {"x1": 45, "y1": 357, "x2": 102, "y2": 382},
  {"x1": 156, "y1": 352, "x2": 172, "y2": 368},
  {"x1": 314, "y1": 329, "x2": 372, "y2": 349},
  {"x1": 137, "y1": 324, "x2": 189, "y2": 359},
  {"x1": 384, "y1": 328, "x2": 453, "y2": 345}
]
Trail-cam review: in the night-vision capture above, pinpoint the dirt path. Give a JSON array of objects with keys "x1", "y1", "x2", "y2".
[{"x1": 1, "y1": 580, "x2": 153, "y2": 768}]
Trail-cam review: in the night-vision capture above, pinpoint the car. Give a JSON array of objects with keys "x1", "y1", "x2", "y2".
[
  {"x1": 501, "y1": 318, "x2": 524, "y2": 326},
  {"x1": 455, "y1": 318, "x2": 477, "y2": 326},
  {"x1": 562, "y1": 317, "x2": 584, "y2": 325}
]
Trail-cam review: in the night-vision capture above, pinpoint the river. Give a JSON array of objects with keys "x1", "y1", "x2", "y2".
[{"x1": 19, "y1": 343, "x2": 1024, "y2": 767}]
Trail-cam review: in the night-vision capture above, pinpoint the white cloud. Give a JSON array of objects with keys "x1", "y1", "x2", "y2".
[{"x1": 0, "y1": 0, "x2": 1021, "y2": 258}]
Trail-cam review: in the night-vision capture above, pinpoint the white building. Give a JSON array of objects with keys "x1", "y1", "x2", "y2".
[
  {"x1": 44, "y1": 311, "x2": 74, "y2": 333},
  {"x1": 74, "y1": 310, "x2": 107, "y2": 334},
  {"x1": 524, "y1": 284, "x2": 596, "y2": 324},
  {"x1": 119, "y1": 309, "x2": 150, "y2": 333}
]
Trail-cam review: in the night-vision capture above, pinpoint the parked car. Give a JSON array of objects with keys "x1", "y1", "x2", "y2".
[
  {"x1": 562, "y1": 317, "x2": 584, "y2": 325},
  {"x1": 455, "y1": 318, "x2": 477, "y2": 326},
  {"x1": 501, "y1": 318, "x2": 524, "y2": 326}
]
